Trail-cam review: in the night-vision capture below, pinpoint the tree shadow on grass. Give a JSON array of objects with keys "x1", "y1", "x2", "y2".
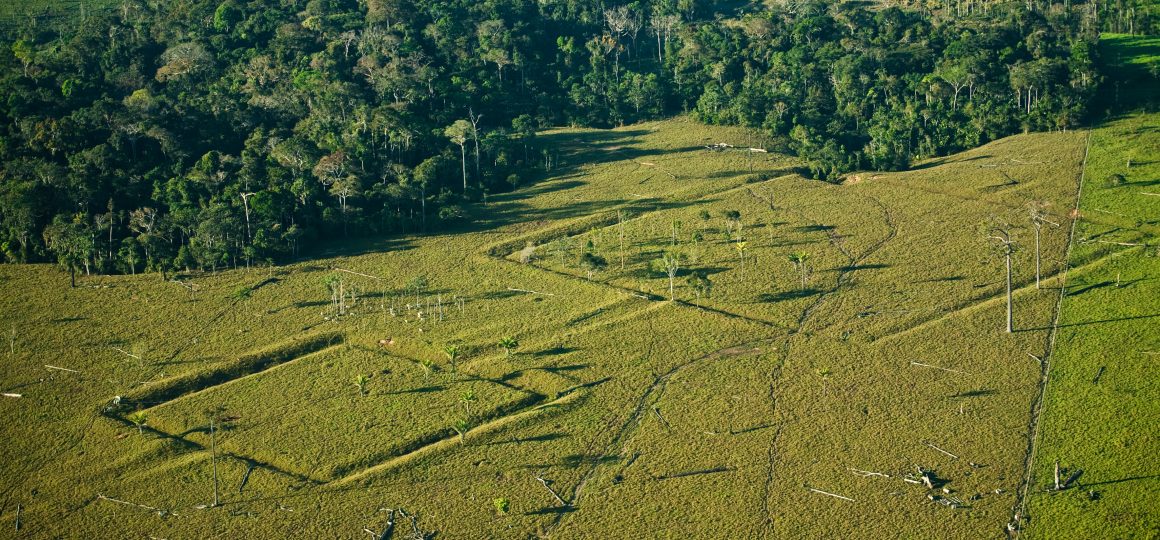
[
  {"x1": 525, "y1": 506, "x2": 576, "y2": 516},
  {"x1": 1083, "y1": 473, "x2": 1160, "y2": 487},
  {"x1": 917, "y1": 275, "x2": 964, "y2": 283},
  {"x1": 756, "y1": 289, "x2": 822, "y2": 302},
  {"x1": 1018, "y1": 313, "x2": 1160, "y2": 332},
  {"x1": 532, "y1": 348, "x2": 581, "y2": 358},
  {"x1": 835, "y1": 263, "x2": 889, "y2": 272},
  {"x1": 381, "y1": 385, "x2": 444, "y2": 396},
  {"x1": 949, "y1": 389, "x2": 997, "y2": 398}
]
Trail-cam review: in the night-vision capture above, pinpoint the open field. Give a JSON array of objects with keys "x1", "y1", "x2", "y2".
[
  {"x1": 1021, "y1": 110, "x2": 1160, "y2": 538},
  {"x1": 0, "y1": 112, "x2": 1110, "y2": 538}
]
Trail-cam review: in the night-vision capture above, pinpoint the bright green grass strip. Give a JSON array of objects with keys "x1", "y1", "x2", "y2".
[{"x1": 1023, "y1": 112, "x2": 1160, "y2": 538}]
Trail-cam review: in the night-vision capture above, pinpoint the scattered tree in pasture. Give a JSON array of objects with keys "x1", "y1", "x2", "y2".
[
  {"x1": 722, "y1": 210, "x2": 742, "y2": 238},
  {"x1": 654, "y1": 251, "x2": 682, "y2": 300},
  {"x1": 788, "y1": 252, "x2": 811, "y2": 290},
  {"x1": 444, "y1": 345, "x2": 461, "y2": 374},
  {"x1": 498, "y1": 336, "x2": 519, "y2": 357},
  {"x1": 618, "y1": 210, "x2": 628, "y2": 269},
  {"x1": 324, "y1": 274, "x2": 348, "y2": 316},
  {"x1": 686, "y1": 271, "x2": 712, "y2": 300},
  {"x1": 817, "y1": 367, "x2": 832, "y2": 397},
  {"x1": 734, "y1": 241, "x2": 748, "y2": 281},
  {"x1": 493, "y1": 497, "x2": 511, "y2": 515},
  {"x1": 579, "y1": 252, "x2": 607, "y2": 280},
  {"x1": 453, "y1": 418, "x2": 471, "y2": 444},
  {"x1": 127, "y1": 410, "x2": 148, "y2": 435},
  {"x1": 984, "y1": 224, "x2": 1018, "y2": 333},
  {"x1": 202, "y1": 406, "x2": 233, "y2": 508},
  {"x1": 460, "y1": 390, "x2": 477, "y2": 417},
  {"x1": 420, "y1": 357, "x2": 436, "y2": 379},
  {"x1": 517, "y1": 241, "x2": 536, "y2": 264}
]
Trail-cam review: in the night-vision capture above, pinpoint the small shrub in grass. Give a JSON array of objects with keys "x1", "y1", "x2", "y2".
[{"x1": 493, "y1": 497, "x2": 510, "y2": 515}]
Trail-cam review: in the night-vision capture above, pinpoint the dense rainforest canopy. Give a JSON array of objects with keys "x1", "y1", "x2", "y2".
[{"x1": 0, "y1": 0, "x2": 1149, "y2": 275}]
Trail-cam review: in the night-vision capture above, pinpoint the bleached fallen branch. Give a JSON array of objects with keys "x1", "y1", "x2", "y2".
[
  {"x1": 806, "y1": 486, "x2": 855, "y2": 502},
  {"x1": 910, "y1": 361, "x2": 968, "y2": 375},
  {"x1": 45, "y1": 365, "x2": 80, "y2": 373},
  {"x1": 849, "y1": 468, "x2": 891, "y2": 479},
  {"x1": 507, "y1": 287, "x2": 556, "y2": 297},
  {"x1": 1027, "y1": 353, "x2": 1042, "y2": 364},
  {"x1": 96, "y1": 494, "x2": 175, "y2": 516},
  {"x1": 925, "y1": 442, "x2": 959, "y2": 460},
  {"x1": 2, "y1": 393, "x2": 21, "y2": 398},
  {"x1": 111, "y1": 347, "x2": 141, "y2": 360},
  {"x1": 1141, "y1": 192, "x2": 1160, "y2": 197},
  {"x1": 534, "y1": 474, "x2": 568, "y2": 507}
]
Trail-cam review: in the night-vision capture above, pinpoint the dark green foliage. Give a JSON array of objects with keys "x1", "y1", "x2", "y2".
[{"x1": 0, "y1": 0, "x2": 1130, "y2": 272}]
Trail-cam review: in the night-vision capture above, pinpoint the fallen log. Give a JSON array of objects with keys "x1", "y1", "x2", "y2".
[
  {"x1": 45, "y1": 365, "x2": 80, "y2": 373},
  {"x1": 534, "y1": 474, "x2": 568, "y2": 507},
  {"x1": 806, "y1": 486, "x2": 855, "y2": 502},
  {"x1": 925, "y1": 441, "x2": 960, "y2": 460},
  {"x1": 848, "y1": 468, "x2": 891, "y2": 479}
]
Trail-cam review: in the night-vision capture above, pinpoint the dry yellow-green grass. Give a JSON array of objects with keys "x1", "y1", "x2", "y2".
[{"x1": 0, "y1": 117, "x2": 1109, "y2": 539}]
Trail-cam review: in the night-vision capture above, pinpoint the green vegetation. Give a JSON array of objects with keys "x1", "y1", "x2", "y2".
[
  {"x1": 1020, "y1": 115, "x2": 1160, "y2": 539},
  {"x1": 0, "y1": 0, "x2": 1127, "y2": 276},
  {"x1": 0, "y1": 115, "x2": 1116, "y2": 537},
  {"x1": 1017, "y1": 34, "x2": 1160, "y2": 537},
  {"x1": 0, "y1": 5, "x2": 1156, "y2": 538}
]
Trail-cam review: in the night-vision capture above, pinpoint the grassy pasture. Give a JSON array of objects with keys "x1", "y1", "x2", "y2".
[
  {"x1": 1021, "y1": 109, "x2": 1160, "y2": 539},
  {"x1": 0, "y1": 114, "x2": 1115, "y2": 539}
]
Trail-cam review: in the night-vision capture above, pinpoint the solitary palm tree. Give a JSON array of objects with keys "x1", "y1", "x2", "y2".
[
  {"x1": 127, "y1": 410, "x2": 148, "y2": 435},
  {"x1": 354, "y1": 374, "x2": 371, "y2": 396},
  {"x1": 453, "y1": 418, "x2": 471, "y2": 444},
  {"x1": 460, "y1": 390, "x2": 477, "y2": 417},
  {"x1": 444, "y1": 345, "x2": 460, "y2": 373},
  {"x1": 499, "y1": 337, "x2": 519, "y2": 357},
  {"x1": 789, "y1": 252, "x2": 810, "y2": 290}
]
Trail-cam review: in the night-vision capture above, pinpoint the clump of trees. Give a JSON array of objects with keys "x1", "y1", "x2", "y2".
[{"x1": 0, "y1": 0, "x2": 1131, "y2": 280}]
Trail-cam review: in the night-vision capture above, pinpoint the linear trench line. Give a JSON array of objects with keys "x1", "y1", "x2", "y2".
[
  {"x1": 1010, "y1": 129, "x2": 1091, "y2": 537},
  {"x1": 331, "y1": 391, "x2": 583, "y2": 487}
]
